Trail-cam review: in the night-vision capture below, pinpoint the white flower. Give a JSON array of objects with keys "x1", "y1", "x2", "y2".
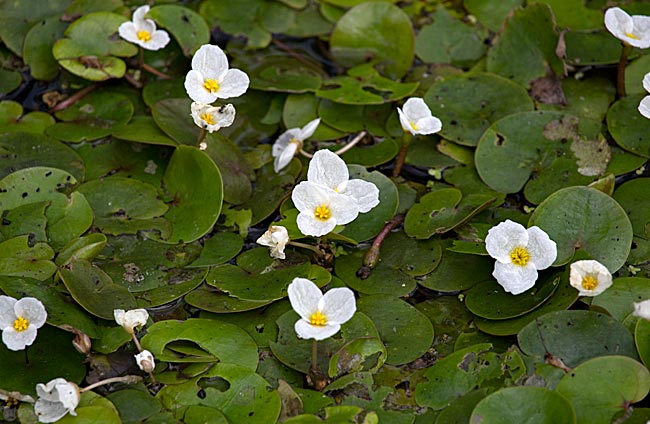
[
  {"x1": 0, "y1": 296, "x2": 47, "y2": 351},
  {"x1": 287, "y1": 278, "x2": 356, "y2": 340},
  {"x1": 114, "y1": 309, "x2": 149, "y2": 334},
  {"x1": 397, "y1": 97, "x2": 442, "y2": 136},
  {"x1": 634, "y1": 299, "x2": 650, "y2": 320},
  {"x1": 257, "y1": 226, "x2": 290, "y2": 259},
  {"x1": 191, "y1": 102, "x2": 236, "y2": 133},
  {"x1": 184, "y1": 44, "x2": 250, "y2": 104},
  {"x1": 34, "y1": 379, "x2": 79, "y2": 423},
  {"x1": 272, "y1": 118, "x2": 320, "y2": 172},
  {"x1": 639, "y1": 73, "x2": 650, "y2": 119},
  {"x1": 118, "y1": 5, "x2": 170, "y2": 51},
  {"x1": 604, "y1": 7, "x2": 650, "y2": 48},
  {"x1": 306, "y1": 149, "x2": 380, "y2": 213},
  {"x1": 135, "y1": 350, "x2": 155, "y2": 373},
  {"x1": 292, "y1": 182, "x2": 360, "y2": 237},
  {"x1": 569, "y1": 260, "x2": 613, "y2": 297},
  {"x1": 485, "y1": 220, "x2": 557, "y2": 295}
]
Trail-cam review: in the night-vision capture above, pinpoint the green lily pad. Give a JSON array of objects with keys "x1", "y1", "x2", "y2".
[
  {"x1": 0, "y1": 102, "x2": 55, "y2": 135},
  {"x1": 626, "y1": 55, "x2": 650, "y2": 96},
  {"x1": 463, "y1": 0, "x2": 523, "y2": 32},
  {"x1": 282, "y1": 93, "x2": 344, "y2": 140},
  {"x1": 613, "y1": 178, "x2": 650, "y2": 238},
  {"x1": 106, "y1": 389, "x2": 163, "y2": 424},
  {"x1": 636, "y1": 318, "x2": 650, "y2": 368},
  {"x1": 537, "y1": 77, "x2": 616, "y2": 123},
  {"x1": 338, "y1": 138, "x2": 400, "y2": 167},
  {"x1": 58, "y1": 259, "x2": 138, "y2": 320},
  {"x1": 185, "y1": 287, "x2": 274, "y2": 314},
  {"x1": 203, "y1": 133, "x2": 254, "y2": 205},
  {"x1": 486, "y1": 3, "x2": 565, "y2": 86},
  {"x1": 518, "y1": 310, "x2": 638, "y2": 368},
  {"x1": 52, "y1": 12, "x2": 138, "y2": 81},
  {"x1": 357, "y1": 295, "x2": 434, "y2": 365},
  {"x1": 151, "y1": 98, "x2": 198, "y2": 146},
  {"x1": 528, "y1": 186, "x2": 633, "y2": 270},
  {"x1": 112, "y1": 116, "x2": 177, "y2": 147},
  {"x1": 23, "y1": 16, "x2": 67, "y2": 81},
  {"x1": 330, "y1": 2, "x2": 414, "y2": 79},
  {"x1": 57, "y1": 391, "x2": 124, "y2": 424},
  {"x1": 591, "y1": 277, "x2": 650, "y2": 327},
  {"x1": 0, "y1": 235, "x2": 56, "y2": 280},
  {"x1": 607, "y1": 94, "x2": 650, "y2": 158},
  {"x1": 188, "y1": 232, "x2": 243, "y2": 268},
  {"x1": 0, "y1": 69, "x2": 21, "y2": 96},
  {"x1": 424, "y1": 72, "x2": 534, "y2": 147},
  {"x1": 531, "y1": 0, "x2": 601, "y2": 30},
  {"x1": 555, "y1": 356, "x2": 650, "y2": 424},
  {"x1": 249, "y1": 56, "x2": 324, "y2": 93},
  {"x1": 148, "y1": 5, "x2": 210, "y2": 57},
  {"x1": 55, "y1": 233, "x2": 108, "y2": 266},
  {"x1": 0, "y1": 201, "x2": 47, "y2": 242},
  {"x1": 199, "y1": 0, "x2": 273, "y2": 49},
  {"x1": 470, "y1": 386, "x2": 576, "y2": 424},
  {"x1": 46, "y1": 91, "x2": 134, "y2": 142},
  {"x1": 564, "y1": 30, "x2": 622, "y2": 66}
]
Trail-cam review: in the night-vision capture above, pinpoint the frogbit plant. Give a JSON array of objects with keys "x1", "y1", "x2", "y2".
[
  {"x1": 393, "y1": 97, "x2": 442, "y2": 176},
  {"x1": 0, "y1": 296, "x2": 47, "y2": 351},
  {"x1": 485, "y1": 220, "x2": 557, "y2": 295},
  {"x1": 273, "y1": 118, "x2": 321, "y2": 172},
  {"x1": 34, "y1": 378, "x2": 80, "y2": 423},
  {"x1": 256, "y1": 225, "x2": 290, "y2": 259},
  {"x1": 118, "y1": 5, "x2": 170, "y2": 51},
  {"x1": 569, "y1": 260, "x2": 613, "y2": 297},
  {"x1": 190, "y1": 102, "x2": 236, "y2": 135}
]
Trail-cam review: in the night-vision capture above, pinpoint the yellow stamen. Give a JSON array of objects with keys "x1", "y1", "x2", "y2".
[
  {"x1": 625, "y1": 32, "x2": 640, "y2": 40},
  {"x1": 510, "y1": 247, "x2": 530, "y2": 266},
  {"x1": 581, "y1": 275, "x2": 598, "y2": 291},
  {"x1": 290, "y1": 138, "x2": 300, "y2": 144},
  {"x1": 13, "y1": 317, "x2": 29, "y2": 332},
  {"x1": 200, "y1": 112, "x2": 215, "y2": 126},
  {"x1": 203, "y1": 79, "x2": 219, "y2": 93},
  {"x1": 410, "y1": 121, "x2": 418, "y2": 131},
  {"x1": 137, "y1": 30, "x2": 152, "y2": 42},
  {"x1": 309, "y1": 311, "x2": 327, "y2": 326},
  {"x1": 314, "y1": 205, "x2": 331, "y2": 221}
]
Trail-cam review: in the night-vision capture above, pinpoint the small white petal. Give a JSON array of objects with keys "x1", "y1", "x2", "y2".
[
  {"x1": 397, "y1": 107, "x2": 413, "y2": 134},
  {"x1": 307, "y1": 150, "x2": 349, "y2": 191},
  {"x1": 145, "y1": 30, "x2": 170, "y2": 51},
  {"x1": 0, "y1": 295, "x2": 17, "y2": 328},
  {"x1": 634, "y1": 299, "x2": 650, "y2": 320},
  {"x1": 294, "y1": 320, "x2": 341, "y2": 340},
  {"x1": 643, "y1": 73, "x2": 650, "y2": 94},
  {"x1": 327, "y1": 191, "x2": 360, "y2": 226},
  {"x1": 605, "y1": 8, "x2": 633, "y2": 40},
  {"x1": 185, "y1": 70, "x2": 217, "y2": 104},
  {"x1": 341, "y1": 179, "x2": 380, "y2": 213},
  {"x1": 191, "y1": 44, "x2": 229, "y2": 81},
  {"x1": 217, "y1": 69, "x2": 250, "y2": 99},
  {"x1": 114, "y1": 308, "x2": 148, "y2": 334},
  {"x1": 298, "y1": 118, "x2": 321, "y2": 140},
  {"x1": 320, "y1": 287, "x2": 356, "y2": 325},
  {"x1": 257, "y1": 226, "x2": 289, "y2": 259},
  {"x1": 639, "y1": 96, "x2": 650, "y2": 119},
  {"x1": 274, "y1": 142, "x2": 298, "y2": 173},
  {"x1": 296, "y1": 213, "x2": 337, "y2": 237},
  {"x1": 493, "y1": 262, "x2": 539, "y2": 295},
  {"x1": 35, "y1": 379, "x2": 79, "y2": 423},
  {"x1": 288, "y1": 278, "x2": 322, "y2": 321},
  {"x1": 485, "y1": 220, "x2": 529, "y2": 264},
  {"x1": 526, "y1": 226, "x2": 557, "y2": 270},
  {"x1": 118, "y1": 22, "x2": 139, "y2": 44},
  {"x1": 135, "y1": 350, "x2": 156, "y2": 372},
  {"x1": 402, "y1": 98, "x2": 433, "y2": 122},
  {"x1": 132, "y1": 5, "x2": 150, "y2": 26},
  {"x1": 292, "y1": 181, "x2": 328, "y2": 214},
  {"x1": 569, "y1": 260, "x2": 612, "y2": 297},
  {"x1": 15, "y1": 297, "x2": 47, "y2": 329},
  {"x1": 3, "y1": 326, "x2": 37, "y2": 351},
  {"x1": 272, "y1": 129, "x2": 301, "y2": 158},
  {"x1": 414, "y1": 116, "x2": 442, "y2": 135}
]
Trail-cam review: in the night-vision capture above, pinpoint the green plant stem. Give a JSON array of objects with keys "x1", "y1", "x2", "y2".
[
  {"x1": 196, "y1": 128, "x2": 207, "y2": 148},
  {"x1": 80, "y1": 375, "x2": 142, "y2": 392},
  {"x1": 617, "y1": 43, "x2": 632, "y2": 98},
  {"x1": 131, "y1": 333, "x2": 143, "y2": 352},
  {"x1": 359, "y1": 214, "x2": 404, "y2": 278},
  {"x1": 392, "y1": 132, "x2": 413, "y2": 177},
  {"x1": 288, "y1": 241, "x2": 324, "y2": 260},
  {"x1": 335, "y1": 131, "x2": 366, "y2": 156},
  {"x1": 311, "y1": 339, "x2": 319, "y2": 373},
  {"x1": 142, "y1": 63, "x2": 172, "y2": 79},
  {"x1": 49, "y1": 84, "x2": 97, "y2": 113}
]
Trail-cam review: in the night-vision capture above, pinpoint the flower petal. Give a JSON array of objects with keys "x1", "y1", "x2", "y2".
[
  {"x1": 320, "y1": 287, "x2": 356, "y2": 325},
  {"x1": 340, "y1": 179, "x2": 379, "y2": 213},
  {"x1": 634, "y1": 299, "x2": 650, "y2": 320},
  {"x1": 329, "y1": 191, "x2": 360, "y2": 226},
  {"x1": 526, "y1": 226, "x2": 557, "y2": 270},
  {"x1": 294, "y1": 319, "x2": 341, "y2": 340},
  {"x1": 644, "y1": 73, "x2": 650, "y2": 94},
  {"x1": 15, "y1": 297, "x2": 47, "y2": 328},
  {"x1": 36, "y1": 378, "x2": 69, "y2": 401},
  {"x1": 307, "y1": 149, "x2": 349, "y2": 191},
  {"x1": 493, "y1": 262, "x2": 538, "y2": 295},
  {"x1": 35, "y1": 399, "x2": 69, "y2": 423},
  {"x1": 414, "y1": 116, "x2": 442, "y2": 135},
  {"x1": 273, "y1": 129, "x2": 301, "y2": 158},
  {"x1": 2, "y1": 326, "x2": 37, "y2": 350},
  {"x1": 118, "y1": 22, "x2": 139, "y2": 44},
  {"x1": 639, "y1": 96, "x2": 650, "y2": 119},
  {"x1": 604, "y1": 7, "x2": 633, "y2": 40},
  {"x1": 485, "y1": 220, "x2": 529, "y2": 263},
  {"x1": 397, "y1": 107, "x2": 413, "y2": 133},
  {"x1": 191, "y1": 44, "x2": 228, "y2": 80},
  {"x1": 292, "y1": 181, "x2": 329, "y2": 213},
  {"x1": 139, "y1": 18, "x2": 156, "y2": 35},
  {"x1": 287, "y1": 278, "x2": 322, "y2": 321},
  {"x1": 403, "y1": 97, "x2": 434, "y2": 122},
  {"x1": 274, "y1": 141, "x2": 298, "y2": 173},
  {"x1": 146, "y1": 30, "x2": 171, "y2": 51},
  {"x1": 0, "y1": 296, "x2": 17, "y2": 328},
  {"x1": 296, "y1": 212, "x2": 337, "y2": 237},
  {"x1": 630, "y1": 15, "x2": 650, "y2": 48},
  {"x1": 298, "y1": 118, "x2": 320, "y2": 140},
  {"x1": 217, "y1": 69, "x2": 250, "y2": 99},
  {"x1": 132, "y1": 5, "x2": 150, "y2": 26},
  {"x1": 184, "y1": 70, "x2": 217, "y2": 104}
]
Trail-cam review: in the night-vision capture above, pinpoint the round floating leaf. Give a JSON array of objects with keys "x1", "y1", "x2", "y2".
[
  {"x1": 58, "y1": 259, "x2": 138, "y2": 320},
  {"x1": 112, "y1": 116, "x2": 177, "y2": 147},
  {"x1": 337, "y1": 138, "x2": 400, "y2": 167},
  {"x1": 142, "y1": 318, "x2": 258, "y2": 369},
  {"x1": 564, "y1": 30, "x2": 621, "y2": 66},
  {"x1": 470, "y1": 386, "x2": 576, "y2": 424},
  {"x1": 148, "y1": 5, "x2": 210, "y2": 56},
  {"x1": 55, "y1": 233, "x2": 107, "y2": 266},
  {"x1": 535, "y1": 0, "x2": 602, "y2": 30},
  {"x1": 23, "y1": 16, "x2": 67, "y2": 81},
  {"x1": 189, "y1": 232, "x2": 243, "y2": 268},
  {"x1": 249, "y1": 56, "x2": 324, "y2": 93},
  {"x1": 46, "y1": 191, "x2": 94, "y2": 250},
  {"x1": 357, "y1": 295, "x2": 434, "y2": 365},
  {"x1": 151, "y1": 98, "x2": 198, "y2": 146},
  {"x1": 185, "y1": 287, "x2": 273, "y2": 314},
  {"x1": 555, "y1": 356, "x2": 650, "y2": 424},
  {"x1": 636, "y1": 318, "x2": 650, "y2": 368},
  {"x1": 518, "y1": 310, "x2": 638, "y2": 368},
  {"x1": 464, "y1": 0, "x2": 523, "y2": 32},
  {"x1": 528, "y1": 186, "x2": 633, "y2": 270},
  {"x1": 424, "y1": 72, "x2": 533, "y2": 146},
  {"x1": 56, "y1": 391, "x2": 122, "y2": 424},
  {"x1": 626, "y1": 55, "x2": 650, "y2": 96},
  {"x1": 0, "y1": 102, "x2": 55, "y2": 135},
  {"x1": 0, "y1": 235, "x2": 56, "y2": 280},
  {"x1": 203, "y1": 133, "x2": 254, "y2": 205},
  {"x1": 106, "y1": 389, "x2": 162, "y2": 424},
  {"x1": 46, "y1": 91, "x2": 134, "y2": 142},
  {"x1": 159, "y1": 146, "x2": 223, "y2": 243},
  {"x1": 330, "y1": 2, "x2": 414, "y2": 79},
  {"x1": 52, "y1": 12, "x2": 138, "y2": 81},
  {"x1": 0, "y1": 69, "x2": 21, "y2": 97},
  {"x1": 465, "y1": 274, "x2": 559, "y2": 320},
  {"x1": 199, "y1": 0, "x2": 273, "y2": 49},
  {"x1": 0, "y1": 0, "x2": 69, "y2": 56},
  {"x1": 607, "y1": 94, "x2": 650, "y2": 158}
]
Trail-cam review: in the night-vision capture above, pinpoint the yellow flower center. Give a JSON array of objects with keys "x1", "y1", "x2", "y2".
[
  {"x1": 200, "y1": 112, "x2": 215, "y2": 126},
  {"x1": 410, "y1": 121, "x2": 418, "y2": 131},
  {"x1": 625, "y1": 32, "x2": 640, "y2": 40},
  {"x1": 510, "y1": 247, "x2": 530, "y2": 266},
  {"x1": 314, "y1": 205, "x2": 331, "y2": 221},
  {"x1": 137, "y1": 30, "x2": 152, "y2": 42},
  {"x1": 203, "y1": 79, "x2": 220, "y2": 93},
  {"x1": 581, "y1": 275, "x2": 598, "y2": 291},
  {"x1": 13, "y1": 317, "x2": 29, "y2": 332},
  {"x1": 309, "y1": 311, "x2": 327, "y2": 326}
]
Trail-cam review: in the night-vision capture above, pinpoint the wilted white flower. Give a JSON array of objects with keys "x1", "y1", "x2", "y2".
[
  {"x1": 257, "y1": 226, "x2": 290, "y2": 259},
  {"x1": 306, "y1": 149, "x2": 379, "y2": 213},
  {"x1": 0, "y1": 296, "x2": 47, "y2": 351},
  {"x1": 34, "y1": 379, "x2": 80, "y2": 423},
  {"x1": 604, "y1": 7, "x2": 650, "y2": 48},
  {"x1": 118, "y1": 5, "x2": 170, "y2": 51},
  {"x1": 397, "y1": 97, "x2": 442, "y2": 136},
  {"x1": 639, "y1": 73, "x2": 650, "y2": 119},
  {"x1": 292, "y1": 182, "x2": 359, "y2": 237},
  {"x1": 287, "y1": 278, "x2": 356, "y2": 340},
  {"x1": 485, "y1": 220, "x2": 557, "y2": 295},
  {"x1": 272, "y1": 118, "x2": 320, "y2": 172},
  {"x1": 569, "y1": 260, "x2": 613, "y2": 297},
  {"x1": 190, "y1": 102, "x2": 236, "y2": 133},
  {"x1": 634, "y1": 299, "x2": 650, "y2": 320},
  {"x1": 114, "y1": 309, "x2": 149, "y2": 334},
  {"x1": 135, "y1": 350, "x2": 155, "y2": 373},
  {"x1": 184, "y1": 44, "x2": 250, "y2": 104}
]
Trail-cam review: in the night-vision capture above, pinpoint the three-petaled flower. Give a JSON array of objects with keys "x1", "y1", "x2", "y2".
[
  {"x1": 604, "y1": 7, "x2": 650, "y2": 48},
  {"x1": 34, "y1": 378, "x2": 80, "y2": 423},
  {"x1": 272, "y1": 118, "x2": 320, "y2": 172},
  {"x1": 639, "y1": 73, "x2": 650, "y2": 119},
  {"x1": 0, "y1": 296, "x2": 47, "y2": 351},
  {"x1": 184, "y1": 44, "x2": 250, "y2": 104},
  {"x1": 118, "y1": 5, "x2": 170, "y2": 51},
  {"x1": 485, "y1": 220, "x2": 557, "y2": 295},
  {"x1": 569, "y1": 260, "x2": 612, "y2": 297},
  {"x1": 397, "y1": 97, "x2": 442, "y2": 136},
  {"x1": 190, "y1": 102, "x2": 236, "y2": 133},
  {"x1": 256, "y1": 225, "x2": 290, "y2": 259},
  {"x1": 114, "y1": 308, "x2": 149, "y2": 334},
  {"x1": 287, "y1": 277, "x2": 356, "y2": 340}
]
